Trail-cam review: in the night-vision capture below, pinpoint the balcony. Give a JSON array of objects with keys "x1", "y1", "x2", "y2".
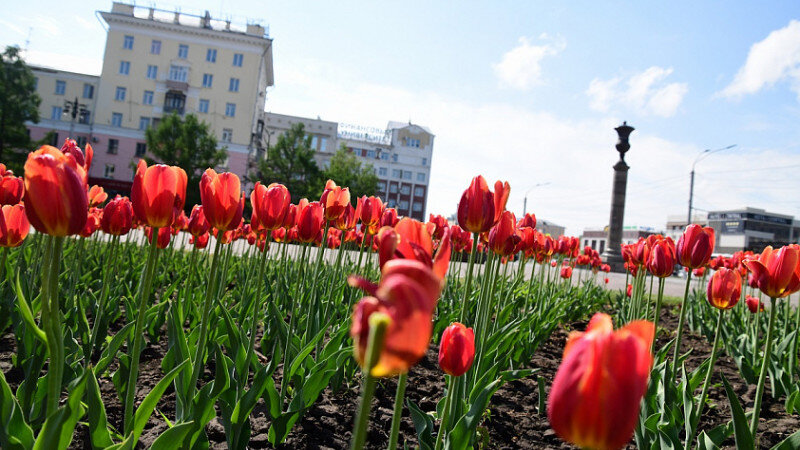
[{"x1": 163, "y1": 91, "x2": 186, "y2": 115}]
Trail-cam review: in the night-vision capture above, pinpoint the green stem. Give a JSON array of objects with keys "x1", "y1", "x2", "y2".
[
  {"x1": 280, "y1": 244, "x2": 309, "y2": 403},
  {"x1": 123, "y1": 228, "x2": 160, "y2": 435},
  {"x1": 672, "y1": 271, "x2": 693, "y2": 380},
  {"x1": 685, "y1": 308, "x2": 723, "y2": 450},
  {"x1": 387, "y1": 372, "x2": 408, "y2": 450},
  {"x1": 350, "y1": 313, "x2": 390, "y2": 450},
  {"x1": 750, "y1": 297, "x2": 778, "y2": 437},
  {"x1": 791, "y1": 294, "x2": 800, "y2": 379},
  {"x1": 88, "y1": 235, "x2": 119, "y2": 360},
  {"x1": 651, "y1": 277, "x2": 665, "y2": 355},
  {"x1": 435, "y1": 375, "x2": 454, "y2": 450},
  {"x1": 42, "y1": 236, "x2": 64, "y2": 418},
  {"x1": 244, "y1": 235, "x2": 270, "y2": 383},
  {"x1": 457, "y1": 234, "x2": 479, "y2": 324}
]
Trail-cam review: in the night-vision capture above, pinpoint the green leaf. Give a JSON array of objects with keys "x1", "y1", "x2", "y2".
[
  {"x1": 94, "y1": 321, "x2": 135, "y2": 376},
  {"x1": 446, "y1": 378, "x2": 505, "y2": 450},
  {"x1": 0, "y1": 369, "x2": 34, "y2": 450},
  {"x1": 129, "y1": 358, "x2": 190, "y2": 443},
  {"x1": 13, "y1": 271, "x2": 47, "y2": 345},
  {"x1": 721, "y1": 374, "x2": 753, "y2": 450},
  {"x1": 771, "y1": 427, "x2": 800, "y2": 450},
  {"x1": 85, "y1": 369, "x2": 113, "y2": 449},
  {"x1": 407, "y1": 399, "x2": 434, "y2": 450},
  {"x1": 148, "y1": 421, "x2": 195, "y2": 450},
  {"x1": 33, "y1": 370, "x2": 88, "y2": 450}
]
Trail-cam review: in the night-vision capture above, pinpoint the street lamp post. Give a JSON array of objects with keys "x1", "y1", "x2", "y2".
[
  {"x1": 522, "y1": 182, "x2": 551, "y2": 216},
  {"x1": 63, "y1": 96, "x2": 89, "y2": 139},
  {"x1": 687, "y1": 144, "x2": 736, "y2": 226}
]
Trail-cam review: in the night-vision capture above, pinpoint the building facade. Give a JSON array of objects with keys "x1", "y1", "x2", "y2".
[
  {"x1": 707, "y1": 207, "x2": 800, "y2": 254},
  {"x1": 581, "y1": 226, "x2": 659, "y2": 254},
  {"x1": 27, "y1": 2, "x2": 273, "y2": 192},
  {"x1": 262, "y1": 112, "x2": 434, "y2": 221}
]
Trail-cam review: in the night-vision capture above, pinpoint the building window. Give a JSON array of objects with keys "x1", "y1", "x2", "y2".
[
  {"x1": 111, "y1": 113, "x2": 122, "y2": 127},
  {"x1": 123, "y1": 35, "x2": 134, "y2": 50},
  {"x1": 82, "y1": 83, "x2": 94, "y2": 99},
  {"x1": 387, "y1": 199, "x2": 396, "y2": 208},
  {"x1": 119, "y1": 61, "x2": 130, "y2": 75},
  {"x1": 76, "y1": 136, "x2": 87, "y2": 148},
  {"x1": 406, "y1": 138, "x2": 420, "y2": 148},
  {"x1": 49, "y1": 133, "x2": 59, "y2": 146},
  {"x1": 403, "y1": 171, "x2": 412, "y2": 180},
  {"x1": 400, "y1": 185, "x2": 410, "y2": 195},
  {"x1": 221, "y1": 128, "x2": 233, "y2": 142},
  {"x1": 378, "y1": 167, "x2": 387, "y2": 176},
  {"x1": 139, "y1": 117, "x2": 150, "y2": 130},
  {"x1": 399, "y1": 200, "x2": 409, "y2": 210},
  {"x1": 206, "y1": 48, "x2": 217, "y2": 63},
  {"x1": 107, "y1": 139, "x2": 119, "y2": 154},
  {"x1": 55, "y1": 80, "x2": 66, "y2": 95},
  {"x1": 151, "y1": 40, "x2": 161, "y2": 54},
  {"x1": 311, "y1": 136, "x2": 318, "y2": 148},
  {"x1": 320, "y1": 137, "x2": 327, "y2": 151},
  {"x1": 164, "y1": 91, "x2": 186, "y2": 115},
  {"x1": 225, "y1": 103, "x2": 236, "y2": 117},
  {"x1": 414, "y1": 186, "x2": 424, "y2": 197},
  {"x1": 135, "y1": 142, "x2": 146, "y2": 157},
  {"x1": 422, "y1": 157, "x2": 427, "y2": 166},
  {"x1": 168, "y1": 65, "x2": 188, "y2": 82},
  {"x1": 228, "y1": 78, "x2": 239, "y2": 92},
  {"x1": 392, "y1": 169, "x2": 401, "y2": 178},
  {"x1": 417, "y1": 172, "x2": 425, "y2": 182},
  {"x1": 152, "y1": 117, "x2": 161, "y2": 129},
  {"x1": 142, "y1": 90, "x2": 154, "y2": 105},
  {"x1": 377, "y1": 181, "x2": 386, "y2": 191},
  {"x1": 390, "y1": 184, "x2": 398, "y2": 194},
  {"x1": 50, "y1": 106, "x2": 63, "y2": 120},
  {"x1": 366, "y1": 149, "x2": 375, "y2": 158},
  {"x1": 115, "y1": 86, "x2": 126, "y2": 101},
  {"x1": 199, "y1": 99, "x2": 209, "y2": 113},
  {"x1": 392, "y1": 154, "x2": 398, "y2": 162},
  {"x1": 381, "y1": 152, "x2": 389, "y2": 160},
  {"x1": 202, "y1": 73, "x2": 213, "y2": 88},
  {"x1": 233, "y1": 53, "x2": 243, "y2": 67},
  {"x1": 104, "y1": 164, "x2": 115, "y2": 178},
  {"x1": 178, "y1": 44, "x2": 188, "y2": 59},
  {"x1": 146, "y1": 65, "x2": 158, "y2": 80},
  {"x1": 413, "y1": 202, "x2": 422, "y2": 212}
]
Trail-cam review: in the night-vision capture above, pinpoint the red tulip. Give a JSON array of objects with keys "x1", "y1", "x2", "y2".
[
  {"x1": 295, "y1": 199, "x2": 324, "y2": 243},
  {"x1": 87, "y1": 185, "x2": 108, "y2": 208},
  {"x1": 190, "y1": 232, "x2": 210, "y2": 249},
  {"x1": 646, "y1": 236, "x2": 676, "y2": 278},
  {"x1": 692, "y1": 267, "x2": 707, "y2": 278},
  {"x1": 493, "y1": 180, "x2": 510, "y2": 224},
  {"x1": 60, "y1": 138, "x2": 93, "y2": 178},
  {"x1": 100, "y1": 196, "x2": 133, "y2": 236},
  {"x1": 488, "y1": 210, "x2": 521, "y2": 257},
  {"x1": 360, "y1": 196, "x2": 385, "y2": 234},
  {"x1": 0, "y1": 171, "x2": 24, "y2": 206},
  {"x1": 676, "y1": 224, "x2": 715, "y2": 269},
  {"x1": 626, "y1": 284, "x2": 633, "y2": 297},
  {"x1": 746, "y1": 295, "x2": 765, "y2": 313},
  {"x1": 438, "y1": 322, "x2": 475, "y2": 377},
  {"x1": 131, "y1": 160, "x2": 187, "y2": 228},
  {"x1": 320, "y1": 180, "x2": 351, "y2": 222},
  {"x1": 145, "y1": 226, "x2": 172, "y2": 249},
  {"x1": 23, "y1": 145, "x2": 88, "y2": 236},
  {"x1": 0, "y1": 204, "x2": 30, "y2": 247},
  {"x1": 333, "y1": 197, "x2": 362, "y2": 231},
  {"x1": 457, "y1": 175, "x2": 495, "y2": 234},
  {"x1": 251, "y1": 182, "x2": 290, "y2": 231},
  {"x1": 560, "y1": 265, "x2": 573, "y2": 279},
  {"x1": 518, "y1": 212, "x2": 536, "y2": 229},
  {"x1": 548, "y1": 313, "x2": 654, "y2": 450},
  {"x1": 186, "y1": 205, "x2": 210, "y2": 237},
  {"x1": 200, "y1": 169, "x2": 244, "y2": 232},
  {"x1": 380, "y1": 208, "x2": 398, "y2": 228},
  {"x1": 80, "y1": 208, "x2": 102, "y2": 238},
  {"x1": 604, "y1": 277, "x2": 610, "y2": 284},
  {"x1": 745, "y1": 245, "x2": 800, "y2": 299},
  {"x1": 375, "y1": 218, "x2": 451, "y2": 280},
  {"x1": 706, "y1": 267, "x2": 742, "y2": 310},
  {"x1": 349, "y1": 259, "x2": 443, "y2": 377}
]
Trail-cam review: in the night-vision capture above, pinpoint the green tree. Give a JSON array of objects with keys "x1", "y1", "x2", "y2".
[
  {"x1": 145, "y1": 113, "x2": 227, "y2": 209},
  {"x1": 252, "y1": 122, "x2": 322, "y2": 203},
  {"x1": 324, "y1": 144, "x2": 378, "y2": 199},
  {"x1": 0, "y1": 45, "x2": 41, "y2": 167}
]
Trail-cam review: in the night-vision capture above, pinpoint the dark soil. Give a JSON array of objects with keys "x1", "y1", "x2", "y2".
[{"x1": 2, "y1": 306, "x2": 799, "y2": 449}]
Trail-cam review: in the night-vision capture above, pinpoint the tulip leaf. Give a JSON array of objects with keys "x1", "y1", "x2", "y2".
[
  {"x1": 85, "y1": 369, "x2": 113, "y2": 449},
  {"x1": 94, "y1": 321, "x2": 135, "y2": 376},
  {"x1": 0, "y1": 369, "x2": 34, "y2": 450},
  {"x1": 13, "y1": 271, "x2": 47, "y2": 345},
  {"x1": 33, "y1": 370, "x2": 88, "y2": 450},
  {"x1": 721, "y1": 374, "x2": 754, "y2": 450},
  {"x1": 771, "y1": 427, "x2": 800, "y2": 450},
  {"x1": 407, "y1": 398, "x2": 435, "y2": 450},
  {"x1": 129, "y1": 358, "x2": 190, "y2": 443},
  {"x1": 447, "y1": 378, "x2": 504, "y2": 450},
  {"x1": 148, "y1": 421, "x2": 195, "y2": 450}
]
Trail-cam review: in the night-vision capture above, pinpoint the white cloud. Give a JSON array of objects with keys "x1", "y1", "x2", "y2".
[
  {"x1": 492, "y1": 34, "x2": 565, "y2": 90},
  {"x1": 720, "y1": 20, "x2": 800, "y2": 100},
  {"x1": 586, "y1": 66, "x2": 688, "y2": 117}
]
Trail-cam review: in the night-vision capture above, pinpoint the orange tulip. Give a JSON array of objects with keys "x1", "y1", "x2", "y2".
[
  {"x1": 676, "y1": 224, "x2": 715, "y2": 269},
  {"x1": 0, "y1": 204, "x2": 30, "y2": 247},
  {"x1": 131, "y1": 159, "x2": 187, "y2": 228},
  {"x1": 376, "y1": 217, "x2": 451, "y2": 280},
  {"x1": 333, "y1": 196, "x2": 362, "y2": 231},
  {"x1": 80, "y1": 208, "x2": 102, "y2": 238},
  {"x1": 101, "y1": 195, "x2": 133, "y2": 236},
  {"x1": 60, "y1": 138, "x2": 93, "y2": 178},
  {"x1": 350, "y1": 259, "x2": 443, "y2": 376},
  {"x1": 493, "y1": 180, "x2": 510, "y2": 224},
  {"x1": 488, "y1": 210, "x2": 520, "y2": 257},
  {"x1": 706, "y1": 267, "x2": 742, "y2": 310},
  {"x1": 438, "y1": 322, "x2": 475, "y2": 377},
  {"x1": 457, "y1": 175, "x2": 495, "y2": 234},
  {"x1": 548, "y1": 313, "x2": 654, "y2": 450},
  {"x1": 0, "y1": 171, "x2": 24, "y2": 206},
  {"x1": 87, "y1": 185, "x2": 108, "y2": 207},
  {"x1": 320, "y1": 180, "x2": 351, "y2": 222},
  {"x1": 295, "y1": 199, "x2": 324, "y2": 243},
  {"x1": 646, "y1": 236, "x2": 676, "y2": 278},
  {"x1": 23, "y1": 145, "x2": 88, "y2": 236},
  {"x1": 745, "y1": 245, "x2": 800, "y2": 298},
  {"x1": 200, "y1": 169, "x2": 244, "y2": 232},
  {"x1": 251, "y1": 182, "x2": 290, "y2": 231}
]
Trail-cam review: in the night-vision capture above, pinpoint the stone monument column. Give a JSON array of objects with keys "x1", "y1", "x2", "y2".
[{"x1": 602, "y1": 122, "x2": 634, "y2": 272}]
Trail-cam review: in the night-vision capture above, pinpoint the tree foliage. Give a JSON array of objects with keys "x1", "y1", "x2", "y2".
[
  {"x1": 323, "y1": 144, "x2": 378, "y2": 199},
  {"x1": 0, "y1": 45, "x2": 41, "y2": 168},
  {"x1": 253, "y1": 122, "x2": 321, "y2": 203},
  {"x1": 145, "y1": 113, "x2": 227, "y2": 210}
]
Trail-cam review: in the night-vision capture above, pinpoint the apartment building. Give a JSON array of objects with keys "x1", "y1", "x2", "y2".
[
  {"x1": 27, "y1": 2, "x2": 273, "y2": 192},
  {"x1": 262, "y1": 112, "x2": 434, "y2": 221}
]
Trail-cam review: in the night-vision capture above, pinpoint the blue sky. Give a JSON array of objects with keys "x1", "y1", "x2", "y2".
[{"x1": 3, "y1": 1, "x2": 800, "y2": 235}]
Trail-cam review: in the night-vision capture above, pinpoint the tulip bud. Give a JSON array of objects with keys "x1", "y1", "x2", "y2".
[
  {"x1": 131, "y1": 159, "x2": 187, "y2": 228},
  {"x1": 745, "y1": 295, "x2": 764, "y2": 313},
  {"x1": 0, "y1": 204, "x2": 30, "y2": 247},
  {"x1": 706, "y1": 267, "x2": 742, "y2": 310},
  {"x1": 438, "y1": 323, "x2": 475, "y2": 377},
  {"x1": 676, "y1": 224, "x2": 715, "y2": 269}
]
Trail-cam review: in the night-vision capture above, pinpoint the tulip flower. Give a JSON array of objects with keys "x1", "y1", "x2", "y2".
[
  {"x1": 746, "y1": 295, "x2": 764, "y2": 313},
  {"x1": 251, "y1": 182, "x2": 290, "y2": 231},
  {"x1": 80, "y1": 208, "x2": 102, "y2": 238},
  {"x1": 438, "y1": 322, "x2": 475, "y2": 377},
  {"x1": 626, "y1": 284, "x2": 632, "y2": 298},
  {"x1": 646, "y1": 237, "x2": 676, "y2": 278},
  {"x1": 190, "y1": 232, "x2": 210, "y2": 249},
  {"x1": 186, "y1": 205, "x2": 210, "y2": 237},
  {"x1": 23, "y1": 145, "x2": 88, "y2": 236},
  {"x1": 488, "y1": 210, "x2": 521, "y2": 257},
  {"x1": 295, "y1": 200, "x2": 324, "y2": 243},
  {"x1": 676, "y1": 224, "x2": 715, "y2": 269},
  {"x1": 548, "y1": 313, "x2": 654, "y2": 450},
  {"x1": 131, "y1": 159, "x2": 187, "y2": 228},
  {"x1": 87, "y1": 185, "x2": 108, "y2": 207},
  {"x1": 333, "y1": 197, "x2": 362, "y2": 231},
  {"x1": 145, "y1": 226, "x2": 172, "y2": 249},
  {"x1": 321, "y1": 180, "x2": 351, "y2": 222},
  {"x1": 692, "y1": 267, "x2": 707, "y2": 278},
  {"x1": 560, "y1": 266, "x2": 573, "y2": 279},
  {"x1": 100, "y1": 196, "x2": 133, "y2": 236},
  {"x1": 60, "y1": 138, "x2": 93, "y2": 177},
  {"x1": 0, "y1": 204, "x2": 30, "y2": 247},
  {"x1": 200, "y1": 169, "x2": 244, "y2": 232},
  {"x1": 0, "y1": 171, "x2": 24, "y2": 206},
  {"x1": 376, "y1": 218, "x2": 452, "y2": 280},
  {"x1": 493, "y1": 180, "x2": 510, "y2": 224},
  {"x1": 350, "y1": 259, "x2": 443, "y2": 377},
  {"x1": 706, "y1": 267, "x2": 742, "y2": 310},
  {"x1": 457, "y1": 175, "x2": 496, "y2": 234},
  {"x1": 380, "y1": 208, "x2": 399, "y2": 228},
  {"x1": 518, "y1": 212, "x2": 536, "y2": 229},
  {"x1": 745, "y1": 245, "x2": 800, "y2": 299}
]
